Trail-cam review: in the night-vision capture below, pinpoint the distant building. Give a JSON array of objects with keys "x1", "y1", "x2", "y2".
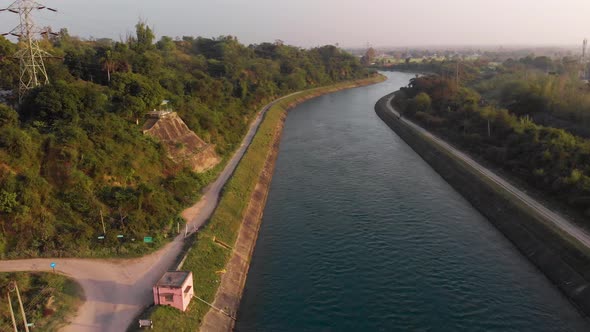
[{"x1": 153, "y1": 271, "x2": 194, "y2": 311}]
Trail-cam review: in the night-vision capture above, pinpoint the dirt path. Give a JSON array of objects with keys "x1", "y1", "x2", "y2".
[
  {"x1": 199, "y1": 110, "x2": 285, "y2": 332},
  {"x1": 0, "y1": 94, "x2": 295, "y2": 332}
]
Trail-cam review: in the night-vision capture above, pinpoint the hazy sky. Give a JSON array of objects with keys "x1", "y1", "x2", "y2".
[{"x1": 1, "y1": 0, "x2": 589, "y2": 47}]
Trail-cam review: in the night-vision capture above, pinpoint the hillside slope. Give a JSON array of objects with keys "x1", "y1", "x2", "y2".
[
  {"x1": 0, "y1": 24, "x2": 369, "y2": 258},
  {"x1": 142, "y1": 111, "x2": 220, "y2": 172}
]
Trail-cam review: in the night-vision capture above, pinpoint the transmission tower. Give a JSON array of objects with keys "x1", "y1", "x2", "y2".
[{"x1": 1, "y1": 0, "x2": 57, "y2": 101}]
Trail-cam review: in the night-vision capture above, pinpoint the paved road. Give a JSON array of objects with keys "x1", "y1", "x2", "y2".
[
  {"x1": 0, "y1": 93, "x2": 297, "y2": 332},
  {"x1": 385, "y1": 95, "x2": 590, "y2": 250}
]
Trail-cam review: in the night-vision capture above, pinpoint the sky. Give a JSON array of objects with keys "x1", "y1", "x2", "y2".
[{"x1": 1, "y1": 0, "x2": 590, "y2": 48}]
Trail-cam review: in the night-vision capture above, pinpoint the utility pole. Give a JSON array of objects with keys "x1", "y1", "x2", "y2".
[
  {"x1": 14, "y1": 282, "x2": 30, "y2": 332},
  {"x1": 99, "y1": 209, "x2": 106, "y2": 234},
  {"x1": 1, "y1": 0, "x2": 58, "y2": 101},
  {"x1": 7, "y1": 292, "x2": 18, "y2": 332}
]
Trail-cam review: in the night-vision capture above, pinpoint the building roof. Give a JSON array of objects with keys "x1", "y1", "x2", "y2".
[{"x1": 155, "y1": 271, "x2": 191, "y2": 288}]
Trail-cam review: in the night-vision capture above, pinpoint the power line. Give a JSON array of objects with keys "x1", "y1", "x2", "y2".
[
  {"x1": 43, "y1": 9, "x2": 118, "y2": 39},
  {"x1": 23, "y1": 284, "x2": 54, "y2": 314},
  {"x1": 2, "y1": 277, "x2": 62, "y2": 331},
  {"x1": 23, "y1": 276, "x2": 62, "y2": 312},
  {"x1": 1, "y1": 0, "x2": 58, "y2": 101}
]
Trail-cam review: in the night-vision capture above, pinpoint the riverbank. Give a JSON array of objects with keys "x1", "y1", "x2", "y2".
[
  {"x1": 198, "y1": 75, "x2": 387, "y2": 332},
  {"x1": 142, "y1": 75, "x2": 386, "y2": 332},
  {"x1": 375, "y1": 92, "x2": 590, "y2": 317}
]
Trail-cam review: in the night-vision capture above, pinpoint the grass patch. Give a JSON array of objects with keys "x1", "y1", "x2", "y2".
[
  {"x1": 0, "y1": 272, "x2": 83, "y2": 331},
  {"x1": 134, "y1": 75, "x2": 385, "y2": 331}
]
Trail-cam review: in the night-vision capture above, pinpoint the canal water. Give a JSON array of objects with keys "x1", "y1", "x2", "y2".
[{"x1": 236, "y1": 72, "x2": 589, "y2": 331}]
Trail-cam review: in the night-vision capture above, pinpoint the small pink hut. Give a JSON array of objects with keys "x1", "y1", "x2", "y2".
[{"x1": 153, "y1": 271, "x2": 194, "y2": 311}]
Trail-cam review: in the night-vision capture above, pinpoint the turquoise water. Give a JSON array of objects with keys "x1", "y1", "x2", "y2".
[{"x1": 236, "y1": 72, "x2": 589, "y2": 331}]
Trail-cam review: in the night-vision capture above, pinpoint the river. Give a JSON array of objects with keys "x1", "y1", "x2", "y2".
[{"x1": 235, "y1": 72, "x2": 589, "y2": 331}]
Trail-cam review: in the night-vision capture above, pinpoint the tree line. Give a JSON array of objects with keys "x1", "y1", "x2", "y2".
[
  {"x1": 393, "y1": 61, "x2": 590, "y2": 224},
  {"x1": 0, "y1": 22, "x2": 370, "y2": 257}
]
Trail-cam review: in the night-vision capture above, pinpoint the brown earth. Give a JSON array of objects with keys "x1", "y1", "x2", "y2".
[{"x1": 143, "y1": 112, "x2": 221, "y2": 172}]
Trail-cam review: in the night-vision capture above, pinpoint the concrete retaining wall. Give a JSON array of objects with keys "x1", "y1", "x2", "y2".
[
  {"x1": 200, "y1": 75, "x2": 388, "y2": 331},
  {"x1": 375, "y1": 93, "x2": 590, "y2": 317}
]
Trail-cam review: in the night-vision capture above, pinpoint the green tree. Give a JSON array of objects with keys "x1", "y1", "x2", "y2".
[
  {"x1": 0, "y1": 104, "x2": 18, "y2": 127},
  {"x1": 20, "y1": 80, "x2": 83, "y2": 126},
  {"x1": 0, "y1": 28, "x2": 369, "y2": 257},
  {"x1": 110, "y1": 72, "x2": 164, "y2": 124},
  {"x1": 532, "y1": 56, "x2": 553, "y2": 72},
  {"x1": 414, "y1": 92, "x2": 432, "y2": 112},
  {"x1": 99, "y1": 50, "x2": 115, "y2": 82},
  {"x1": 361, "y1": 47, "x2": 376, "y2": 66},
  {"x1": 133, "y1": 21, "x2": 155, "y2": 53},
  {"x1": 0, "y1": 190, "x2": 18, "y2": 213},
  {"x1": 0, "y1": 36, "x2": 18, "y2": 89},
  {"x1": 156, "y1": 36, "x2": 176, "y2": 52}
]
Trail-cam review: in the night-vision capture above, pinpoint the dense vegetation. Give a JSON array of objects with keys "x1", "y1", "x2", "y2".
[
  {"x1": 139, "y1": 76, "x2": 384, "y2": 332},
  {"x1": 0, "y1": 272, "x2": 82, "y2": 331},
  {"x1": 392, "y1": 57, "x2": 590, "y2": 223},
  {"x1": 0, "y1": 23, "x2": 368, "y2": 258}
]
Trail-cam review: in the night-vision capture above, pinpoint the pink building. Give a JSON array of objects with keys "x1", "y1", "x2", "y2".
[{"x1": 153, "y1": 271, "x2": 194, "y2": 312}]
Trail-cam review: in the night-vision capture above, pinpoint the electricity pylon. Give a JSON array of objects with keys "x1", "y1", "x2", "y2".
[{"x1": 1, "y1": 0, "x2": 57, "y2": 101}]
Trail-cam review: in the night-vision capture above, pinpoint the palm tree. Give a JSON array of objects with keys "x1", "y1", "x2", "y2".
[{"x1": 100, "y1": 50, "x2": 116, "y2": 83}]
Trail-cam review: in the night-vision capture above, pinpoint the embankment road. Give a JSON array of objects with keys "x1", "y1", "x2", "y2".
[
  {"x1": 378, "y1": 92, "x2": 590, "y2": 314},
  {"x1": 382, "y1": 94, "x2": 590, "y2": 250}
]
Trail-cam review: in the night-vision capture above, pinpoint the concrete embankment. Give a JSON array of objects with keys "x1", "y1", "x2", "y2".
[
  {"x1": 199, "y1": 75, "x2": 387, "y2": 332},
  {"x1": 375, "y1": 92, "x2": 590, "y2": 317}
]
